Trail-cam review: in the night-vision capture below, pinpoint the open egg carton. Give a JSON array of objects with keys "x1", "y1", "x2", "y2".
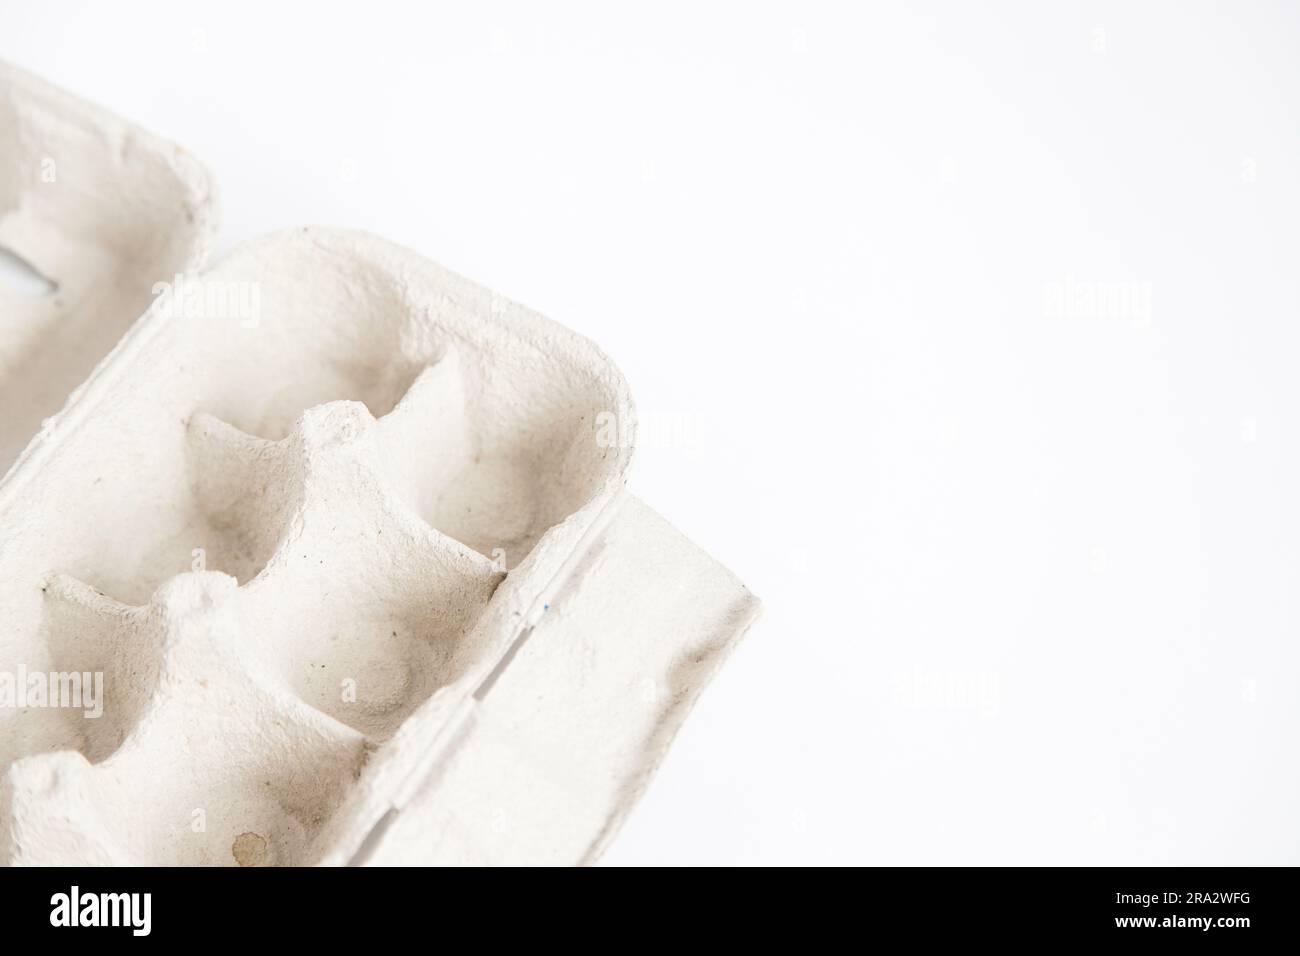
[{"x1": 0, "y1": 62, "x2": 759, "y2": 866}]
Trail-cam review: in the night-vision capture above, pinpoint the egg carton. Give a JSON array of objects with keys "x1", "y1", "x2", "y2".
[{"x1": 0, "y1": 63, "x2": 759, "y2": 866}]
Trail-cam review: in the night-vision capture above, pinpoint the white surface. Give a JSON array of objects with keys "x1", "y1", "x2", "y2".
[{"x1": 4, "y1": 1, "x2": 1299, "y2": 865}]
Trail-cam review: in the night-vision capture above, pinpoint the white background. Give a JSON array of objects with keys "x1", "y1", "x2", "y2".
[{"x1": 6, "y1": 1, "x2": 1299, "y2": 865}]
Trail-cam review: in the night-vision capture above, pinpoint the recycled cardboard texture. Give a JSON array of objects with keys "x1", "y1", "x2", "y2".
[
  {"x1": 363, "y1": 496, "x2": 760, "y2": 866},
  {"x1": 0, "y1": 61, "x2": 215, "y2": 476},
  {"x1": 2, "y1": 227, "x2": 634, "y2": 864},
  {"x1": 0, "y1": 64, "x2": 759, "y2": 866}
]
